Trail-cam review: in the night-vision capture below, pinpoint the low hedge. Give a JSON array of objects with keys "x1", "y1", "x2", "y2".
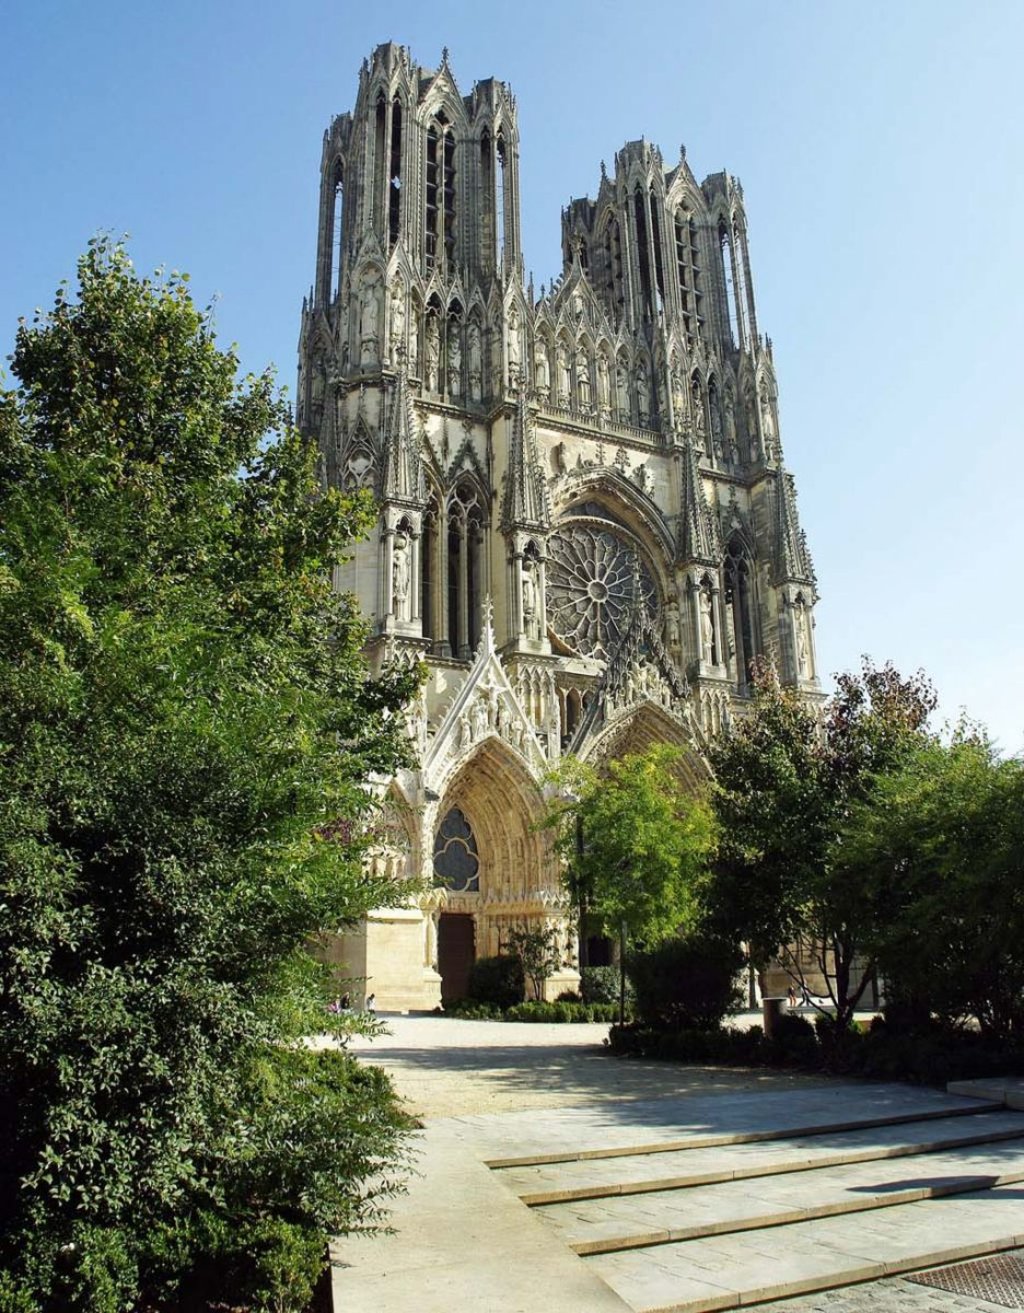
[
  {"x1": 440, "y1": 999, "x2": 624, "y2": 1023},
  {"x1": 608, "y1": 1014, "x2": 1024, "y2": 1087},
  {"x1": 505, "y1": 1001, "x2": 623, "y2": 1024}
]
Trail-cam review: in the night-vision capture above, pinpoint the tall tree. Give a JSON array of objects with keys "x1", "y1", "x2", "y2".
[
  {"x1": 708, "y1": 660, "x2": 936, "y2": 1031},
  {"x1": 546, "y1": 745, "x2": 715, "y2": 1020},
  {"x1": 0, "y1": 242, "x2": 420, "y2": 1312},
  {"x1": 843, "y1": 731, "x2": 1024, "y2": 1039}
]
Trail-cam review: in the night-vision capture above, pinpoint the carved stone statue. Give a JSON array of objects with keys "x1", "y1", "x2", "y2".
[
  {"x1": 759, "y1": 384, "x2": 776, "y2": 459},
  {"x1": 636, "y1": 359, "x2": 650, "y2": 427},
  {"x1": 522, "y1": 557, "x2": 539, "y2": 637},
  {"x1": 468, "y1": 322, "x2": 482, "y2": 401},
  {"x1": 408, "y1": 307, "x2": 420, "y2": 376},
  {"x1": 597, "y1": 353, "x2": 610, "y2": 413},
  {"x1": 389, "y1": 280, "x2": 405, "y2": 358},
  {"x1": 664, "y1": 601, "x2": 681, "y2": 650},
  {"x1": 556, "y1": 341, "x2": 571, "y2": 405},
  {"x1": 699, "y1": 589, "x2": 714, "y2": 664},
  {"x1": 360, "y1": 277, "x2": 380, "y2": 366},
  {"x1": 534, "y1": 341, "x2": 550, "y2": 399},
  {"x1": 615, "y1": 361, "x2": 629, "y2": 419},
  {"x1": 425, "y1": 315, "x2": 440, "y2": 391},
  {"x1": 507, "y1": 305, "x2": 521, "y2": 383},
  {"x1": 392, "y1": 531, "x2": 410, "y2": 619},
  {"x1": 692, "y1": 383, "x2": 706, "y2": 436},
  {"x1": 576, "y1": 347, "x2": 591, "y2": 409},
  {"x1": 447, "y1": 322, "x2": 462, "y2": 396},
  {"x1": 796, "y1": 603, "x2": 810, "y2": 677}
]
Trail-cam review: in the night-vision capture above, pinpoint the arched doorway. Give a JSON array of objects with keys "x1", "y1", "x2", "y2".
[{"x1": 431, "y1": 741, "x2": 565, "y2": 1001}]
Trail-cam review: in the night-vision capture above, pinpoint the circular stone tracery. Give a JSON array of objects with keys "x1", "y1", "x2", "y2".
[{"x1": 546, "y1": 520, "x2": 658, "y2": 658}]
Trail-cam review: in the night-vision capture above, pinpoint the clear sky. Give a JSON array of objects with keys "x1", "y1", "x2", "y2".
[{"x1": 3, "y1": 1, "x2": 1023, "y2": 750}]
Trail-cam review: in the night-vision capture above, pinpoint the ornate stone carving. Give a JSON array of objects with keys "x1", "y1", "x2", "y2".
[{"x1": 546, "y1": 522, "x2": 657, "y2": 658}]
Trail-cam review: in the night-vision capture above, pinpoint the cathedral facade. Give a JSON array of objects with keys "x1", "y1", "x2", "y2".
[{"x1": 297, "y1": 43, "x2": 820, "y2": 1010}]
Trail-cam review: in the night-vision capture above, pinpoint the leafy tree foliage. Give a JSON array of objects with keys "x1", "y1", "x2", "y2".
[
  {"x1": 0, "y1": 242, "x2": 420, "y2": 1312},
  {"x1": 546, "y1": 745, "x2": 716, "y2": 1017},
  {"x1": 502, "y1": 924, "x2": 566, "y2": 1001},
  {"x1": 843, "y1": 732, "x2": 1024, "y2": 1039},
  {"x1": 708, "y1": 660, "x2": 936, "y2": 1031}
]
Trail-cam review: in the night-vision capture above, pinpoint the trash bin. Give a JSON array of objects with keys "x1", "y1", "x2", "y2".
[{"x1": 762, "y1": 996, "x2": 786, "y2": 1039}]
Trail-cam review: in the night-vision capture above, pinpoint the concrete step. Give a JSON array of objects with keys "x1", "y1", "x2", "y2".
[
  {"x1": 533, "y1": 1131, "x2": 1024, "y2": 1253},
  {"x1": 497, "y1": 1107, "x2": 1024, "y2": 1205},
  {"x1": 586, "y1": 1183, "x2": 1024, "y2": 1313},
  {"x1": 473, "y1": 1083, "x2": 990, "y2": 1168}
]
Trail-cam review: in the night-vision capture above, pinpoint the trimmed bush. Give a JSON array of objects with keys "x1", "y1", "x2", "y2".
[
  {"x1": 467, "y1": 955, "x2": 525, "y2": 1009},
  {"x1": 505, "y1": 1001, "x2": 621, "y2": 1024},
  {"x1": 441, "y1": 998, "x2": 504, "y2": 1020},
  {"x1": 629, "y1": 935, "x2": 744, "y2": 1030},
  {"x1": 581, "y1": 965, "x2": 633, "y2": 1005}
]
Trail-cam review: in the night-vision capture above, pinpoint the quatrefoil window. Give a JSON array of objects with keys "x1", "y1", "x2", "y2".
[{"x1": 433, "y1": 807, "x2": 479, "y2": 892}]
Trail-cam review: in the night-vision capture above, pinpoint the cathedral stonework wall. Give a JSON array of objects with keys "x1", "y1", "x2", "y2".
[{"x1": 299, "y1": 43, "x2": 822, "y2": 1011}]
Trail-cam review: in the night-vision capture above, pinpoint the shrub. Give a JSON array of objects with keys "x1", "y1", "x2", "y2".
[
  {"x1": 581, "y1": 965, "x2": 633, "y2": 1005},
  {"x1": 467, "y1": 955, "x2": 525, "y2": 1009},
  {"x1": 769, "y1": 1013, "x2": 820, "y2": 1066},
  {"x1": 442, "y1": 998, "x2": 504, "y2": 1020},
  {"x1": 505, "y1": 1001, "x2": 621, "y2": 1024},
  {"x1": 629, "y1": 934, "x2": 744, "y2": 1030}
]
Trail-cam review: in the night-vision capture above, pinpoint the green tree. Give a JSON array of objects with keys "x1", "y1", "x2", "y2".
[
  {"x1": 547, "y1": 745, "x2": 715, "y2": 1021},
  {"x1": 843, "y1": 731, "x2": 1024, "y2": 1039},
  {"x1": 708, "y1": 660, "x2": 936, "y2": 1032},
  {"x1": 0, "y1": 242, "x2": 420, "y2": 1312}
]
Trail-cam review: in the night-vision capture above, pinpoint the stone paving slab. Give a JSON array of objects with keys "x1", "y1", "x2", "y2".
[
  {"x1": 586, "y1": 1185, "x2": 1024, "y2": 1312},
  {"x1": 451, "y1": 1084, "x2": 992, "y2": 1168},
  {"x1": 331, "y1": 1121, "x2": 632, "y2": 1312},
  {"x1": 949, "y1": 1077, "x2": 1024, "y2": 1112},
  {"x1": 498, "y1": 1108, "x2": 1024, "y2": 1204},
  {"x1": 533, "y1": 1130, "x2": 1024, "y2": 1251}
]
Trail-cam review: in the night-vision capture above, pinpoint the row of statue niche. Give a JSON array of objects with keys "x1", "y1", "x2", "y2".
[
  {"x1": 358, "y1": 277, "x2": 485, "y2": 400},
  {"x1": 457, "y1": 684, "x2": 530, "y2": 754},
  {"x1": 356, "y1": 276, "x2": 777, "y2": 456}
]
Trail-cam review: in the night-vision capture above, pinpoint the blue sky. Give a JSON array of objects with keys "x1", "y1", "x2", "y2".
[{"x1": 3, "y1": 1, "x2": 1023, "y2": 749}]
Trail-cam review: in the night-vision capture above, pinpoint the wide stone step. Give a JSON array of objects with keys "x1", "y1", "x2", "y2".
[
  {"x1": 475, "y1": 1083, "x2": 988, "y2": 1168},
  {"x1": 498, "y1": 1107, "x2": 1024, "y2": 1204},
  {"x1": 533, "y1": 1132, "x2": 1024, "y2": 1253},
  {"x1": 586, "y1": 1183, "x2": 1024, "y2": 1312}
]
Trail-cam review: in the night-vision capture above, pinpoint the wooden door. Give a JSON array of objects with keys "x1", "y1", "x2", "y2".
[{"x1": 438, "y1": 913, "x2": 475, "y2": 1004}]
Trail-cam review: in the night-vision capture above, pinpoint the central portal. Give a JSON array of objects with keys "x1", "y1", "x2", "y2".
[{"x1": 437, "y1": 913, "x2": 475, "y2": 1003}]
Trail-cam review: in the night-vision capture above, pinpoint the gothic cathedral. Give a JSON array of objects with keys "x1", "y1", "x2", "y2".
[{"x1": 297, "y1": 44, "x2": 820, "y2": 1009}]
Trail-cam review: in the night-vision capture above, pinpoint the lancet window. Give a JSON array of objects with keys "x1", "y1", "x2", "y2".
[
  {"x1": 674, "y1": 208, "x2": 703, "y2": 347},
  {"x1": 724, "y1": 537, "x2": 757, "y2": 689},
  {"x1": 421, "y1": 495, "x2": 439, "y2": 644},
  {"x1": 324, "y1": 159, "x2": 344, "y2": 303},
  {"x1": 426, "y1": 115, "x2": 457, "y2": 271},
  {"x1": 388, "y1": 98, "x2": 403, "y2": 248},
  {"x1": 446, "y1": 482, "x2": 485, "y2": 658}
]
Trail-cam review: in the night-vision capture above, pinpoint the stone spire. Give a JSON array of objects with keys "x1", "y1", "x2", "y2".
[
  {"x1": 500, "y1": 390, "x2": 550, "y2": 532},
  {"x1": 380, "y1": 363, "x2": 422, "y2": 503},
  {"x1": 772, "y1": 467, "x2": 816, "y2": 587},
  {"x1": 677, "y1": 439, "x2": 720, "y2": 565}
]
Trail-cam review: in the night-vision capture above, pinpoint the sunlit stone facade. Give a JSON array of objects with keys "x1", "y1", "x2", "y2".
[{"x1": 297, "y1": 43, "x2": 820, "y2": 1009}]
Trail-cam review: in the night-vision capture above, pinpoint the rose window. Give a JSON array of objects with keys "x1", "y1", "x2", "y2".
[{"x1": 546, "y1": 521, "x2": 658, "y2": 658}]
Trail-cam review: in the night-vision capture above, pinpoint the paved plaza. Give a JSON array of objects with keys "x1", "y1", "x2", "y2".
[{"x1": 332, "y1": 1016, "x2": 1024, "y2": 1313}]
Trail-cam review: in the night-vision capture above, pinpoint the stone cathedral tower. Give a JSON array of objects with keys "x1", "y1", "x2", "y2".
[{"x1": 297, "y1": 43, "x2": 820, "y2": 1010}]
